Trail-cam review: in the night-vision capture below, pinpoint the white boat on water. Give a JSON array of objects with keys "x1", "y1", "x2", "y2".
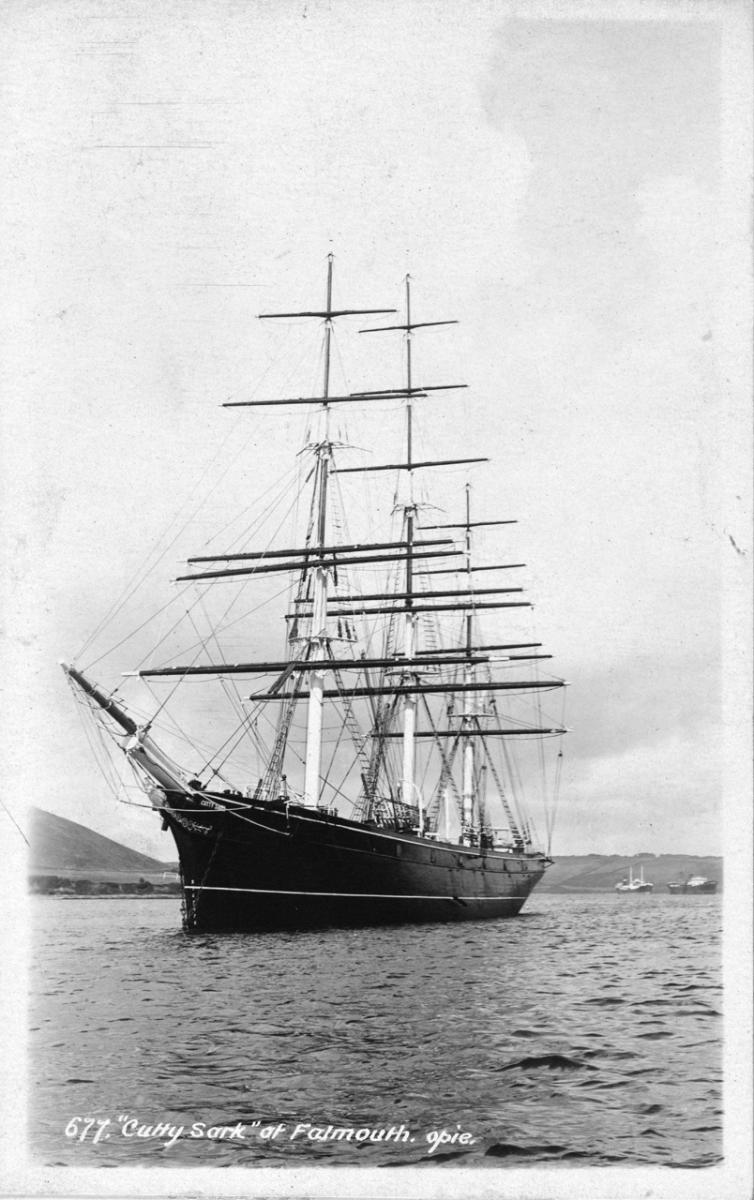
[{"x1": 615, "y1": 865, "x2": 653, "y2": 894}]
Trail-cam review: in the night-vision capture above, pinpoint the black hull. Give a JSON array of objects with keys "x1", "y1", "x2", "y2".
[
  {"x1": 160, "y1": 792, "x2": 547, "y2": 932},
  {"x1": 667, "y1": 882, "x2": 718, "y2": 894}
]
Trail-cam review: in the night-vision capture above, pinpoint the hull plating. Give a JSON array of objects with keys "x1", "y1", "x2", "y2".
[
  {"x1": 162, "y1": 793, "x2": 547, "y2": 931},
  {"x1": 667, "y1": 881, "x2": 718, "y2": 895}
]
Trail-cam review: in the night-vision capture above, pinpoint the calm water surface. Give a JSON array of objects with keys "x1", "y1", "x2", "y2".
[{"x1": 29, "y1": 893, "x2": 721, "y2": 1168}]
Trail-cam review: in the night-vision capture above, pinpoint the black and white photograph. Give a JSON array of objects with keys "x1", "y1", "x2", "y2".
[{"x1": 2, "y1": 1, "x2": 751, "y2": 1197}]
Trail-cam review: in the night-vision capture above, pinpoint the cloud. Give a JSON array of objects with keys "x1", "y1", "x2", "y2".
[{"x1": 559, "y1": 727, "x2": 722, "y2": 856}]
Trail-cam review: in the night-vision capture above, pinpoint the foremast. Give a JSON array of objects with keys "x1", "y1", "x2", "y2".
[{"x1": 253, "y1": 254, "x2": 399, "y2": 808}]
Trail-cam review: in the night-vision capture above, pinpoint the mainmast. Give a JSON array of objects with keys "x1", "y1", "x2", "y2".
[{"x1": 358, "y1": 283, "x2": 468, "y2": 830}]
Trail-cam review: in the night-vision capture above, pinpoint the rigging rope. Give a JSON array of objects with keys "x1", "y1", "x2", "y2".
[
  {"x1": 0, "y1": 798, "x2": 29, "y2": 845},
  {"x1": 76, "y1": 408, "x2": 266, "y2": 663},
  {"x1": 83, "y1": 448, "x2": 304, "y2": 674}
]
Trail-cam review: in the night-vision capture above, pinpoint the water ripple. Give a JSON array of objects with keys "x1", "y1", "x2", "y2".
[{"x1": 29, "y1": 892, "x2": 722, "y2": 1168}]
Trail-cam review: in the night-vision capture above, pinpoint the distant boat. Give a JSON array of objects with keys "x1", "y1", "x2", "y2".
[
  {"x1": 615, "y1": 865, "x2": 653, "y2": 894},
  {"x1": 667, "y1": 875, "x2": 717, "y2": 895}
]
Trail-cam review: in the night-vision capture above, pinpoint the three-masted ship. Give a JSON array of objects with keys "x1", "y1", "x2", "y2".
[{"x1": 64, "y1": 256, "x2": 567, "y2": 931}]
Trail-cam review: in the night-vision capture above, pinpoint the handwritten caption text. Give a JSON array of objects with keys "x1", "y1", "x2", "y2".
[{"x1": 64, "y1": 1115, "x2": 477, "y2": 1155}]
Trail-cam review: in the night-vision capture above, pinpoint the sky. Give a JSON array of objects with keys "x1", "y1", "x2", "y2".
[{"x1": 3, "y1": 0, "x2": 751, "y2": 862}]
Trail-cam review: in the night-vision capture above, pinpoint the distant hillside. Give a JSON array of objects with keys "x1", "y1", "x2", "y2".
[
  {"x1": 29, "y1": 807, "x2": 722, "y2": 894},
  {"x1": 30, "y1": 807, "x2": 171, "y2": 876},
  {"x1": 540, "y1": 853, "x2": 722, "y2": 893}
]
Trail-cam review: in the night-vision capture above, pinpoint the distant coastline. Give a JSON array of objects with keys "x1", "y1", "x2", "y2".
[
  {"x1": 28, "y1": 856, "x2": 723, "y2": 898},
  {"x1": 537, "y1": 852, "x2": 722, "y2": 894},
  {"x1": 28, "y1": 807, "x2": 722, "y2": 896},
  {"x1": 29, "y1": 874, "x2": 181, "y2": 897}
]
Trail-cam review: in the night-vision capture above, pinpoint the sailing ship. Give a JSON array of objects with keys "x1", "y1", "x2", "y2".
[
  {"x1": 63, "y1": 256, "x2": 567, "y2": 932},
  {"x1": 614, "y1": 866, "x2": 654, "y2": 894},
  {"x1": 667, "y1": 875, "x2": 717, "y2": 894}
]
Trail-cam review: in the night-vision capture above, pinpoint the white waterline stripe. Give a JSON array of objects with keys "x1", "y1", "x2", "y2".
[{"x1": 182, "y1": 885, "x2": 520, "y2": 900}]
